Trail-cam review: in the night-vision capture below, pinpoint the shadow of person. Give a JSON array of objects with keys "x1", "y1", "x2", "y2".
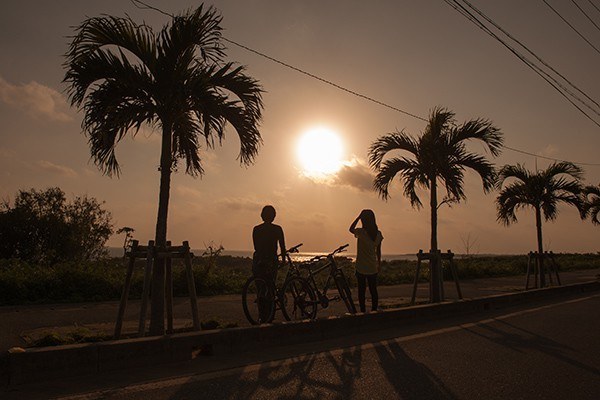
[{"x1": 374, "y1": 340, "x2": 457, "y2": 400}]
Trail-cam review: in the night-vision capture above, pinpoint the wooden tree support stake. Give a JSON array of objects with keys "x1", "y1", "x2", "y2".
[
  {"x1": 525, "y1": 251, "x2": 561, "y2": 290},
  {"x1": 411, "y1": 249, "x2": 462, "y2": 305},
  {"x1": 114, "y1": 239, "x2": 200, "y2": 339}
]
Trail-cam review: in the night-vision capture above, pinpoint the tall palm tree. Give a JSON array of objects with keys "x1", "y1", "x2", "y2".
[
  {"x1": 369, "y1": 107, "x2": 503, "y2": 302},
  {"x1": 64, "y1": 5, "x2": 264, "y2": 335},
  {"x1": 496, "y1": 162, "x2": 583, "y2": 287},
  {"x1": 581, "y1": 184, "x2": 600, "y2": 225}
]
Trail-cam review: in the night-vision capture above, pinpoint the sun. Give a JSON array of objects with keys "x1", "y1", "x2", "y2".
[{"x1": 297, "y1": 127, "x2": 344, "y2": 176}]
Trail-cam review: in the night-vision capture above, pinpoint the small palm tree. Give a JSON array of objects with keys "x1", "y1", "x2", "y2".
[
  {"x1": 581, "y1": 184, "x2": 600, "y2": 225},
  {"x1": 64, "y1": 5, "x2": 264, "y2": 334},
  {"x1": 369, "y1": 107, "x2": 503, "y2": 301},
  {"x1": 496, "y1": 162, "x2": 583, "y2": 287}
]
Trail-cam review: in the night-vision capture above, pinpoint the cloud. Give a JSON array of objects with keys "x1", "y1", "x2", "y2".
[
  {"x1": 0, "y1": 76, "x2": 72, "y2": 122},
  {"x1": 539, "y1": 144, "x2": 559, "y2": 158},
  {"x1": 218, "y1": 197, "x2": 263, "y2": 212},
  {"x1": 332, "y1": 159, "x2": 375, "y2": 192},
  {"x1": 175, "y1": 185, "x2": 204, "y2": 200},
  {"x1": 37, "y1": 160, "x2": 78, "y2": 178}
]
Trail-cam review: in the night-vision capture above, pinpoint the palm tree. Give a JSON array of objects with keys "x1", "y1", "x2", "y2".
[
  {"x1": 369, "y1": 107, "x2": 503, "y2": 302},
  {"x1": 581, "y1": 184, "x2": 600, "y2": 225},
  {"x1": 64, "y1": 5, "x2": 264, "y2": 335},
  {"x1": 496, "y1": 162, "x2": 583, "y2": 287}
]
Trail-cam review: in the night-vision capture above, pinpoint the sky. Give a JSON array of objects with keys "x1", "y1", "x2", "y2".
[{"x1": 0, "y1": 0, "x2": 599, "y2": 255}]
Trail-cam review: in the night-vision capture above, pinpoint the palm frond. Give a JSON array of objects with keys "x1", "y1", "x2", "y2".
[
  {"x1": 450, "y1": 118, "x2": 504, "y2": 156},
  {"x1": 497, "y1": 164, "x2": 530, "y2": 188},
  {"x1": 368, "y1": 131, "x2": 418, "y2": 169},
  {"x1": 496, "y1": 181, "x2": 531, "y2": 225},
  {"x1": 65, "y1": 14, "x2": 157, "y2": 73},
  {"x1": 373, "y1": 157, "x2": 423, "y2": 202},
  {"x1": 159, "y1": 4, "x2": 224, "y2": 64}
]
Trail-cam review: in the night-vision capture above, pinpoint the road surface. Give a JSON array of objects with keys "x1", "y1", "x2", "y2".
[{"x1": 7, "y1": 291, "x2": 599, "y2": 400}]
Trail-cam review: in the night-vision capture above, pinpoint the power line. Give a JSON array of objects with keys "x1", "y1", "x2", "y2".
[
  {"x1": 543, "y1": 0, "x2": 600, "y2": 55},
  {"x1": 571, "y1": 0, "x2": 600, "y2": 33},
  {"x1": 131, "y1": 0, "x2": 600, "y2": 167},
  {"x1": 222, "y1": 38, "x2": 427, "y2": 122},
  {"x1": 503, "y1": 145, "x2": 600, "y2": 166},
  {"x1": 443, "y1": 0, "x2": 600, "y2": 128},
  {"x1": 587, "y1": 0, "x2": 600, "y2": 15},
  {"x1": 451, "y1": 0, "x2": 600, "y2": 113}
]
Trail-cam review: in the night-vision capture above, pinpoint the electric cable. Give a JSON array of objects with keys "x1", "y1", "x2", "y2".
[
  {"x1": 571, "y1": 0, "x2": 600, "y2": 33},
  {"x1": 543, "y1": 0, "x2": 600, "y2": 55},
  {"x1": 130, "y1": 0, "x2": 600, "y2": 167}
]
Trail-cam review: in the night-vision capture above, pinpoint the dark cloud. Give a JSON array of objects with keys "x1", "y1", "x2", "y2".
[{"x1": 332, "y1": 160, "x2": 375, "y2": 192}]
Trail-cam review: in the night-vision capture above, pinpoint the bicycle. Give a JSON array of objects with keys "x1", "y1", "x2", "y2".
[
  {"x1": 242, "y1": 243, "x2": 317, "y2": 325},
  {"x1": 293, "y1": 244, "x2": 357, "y2": 317}
]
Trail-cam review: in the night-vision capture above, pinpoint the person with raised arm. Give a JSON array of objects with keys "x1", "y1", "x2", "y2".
[{"x1": 349, "y1": 209, "x2": 383, "y2": 312}]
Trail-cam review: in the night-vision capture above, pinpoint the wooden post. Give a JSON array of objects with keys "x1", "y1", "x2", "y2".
[
  {"x1": 525, "y1": 252, "x2": 533, "y2": 290},
  {"x1": 138, "y1": 240, "x2": 155, "y2": 337},
  {"x1": 549, "y1": 252, "x2": 561, "y2": 285},
  {"x1": 165, "y1": 240, "x2": 174, "y2": 334},
  {"x1": 114, "y1": 240, "x2": 138, "y2": 339},
  {"x1": 534, "y1": 252, "x2": 539, "y2": 289},
  {"x1": 448, "y1": 250, "x2": 462, "y2": 299},
  {"x1": 439, "y1": 251, "x2": 445, "y2": 302},
  {"x1": 411, "y1": 250, "x2": 424, "y2": 305},
  {"x1": 183, "y1": 241, "x2": 200, "y2": 331}
]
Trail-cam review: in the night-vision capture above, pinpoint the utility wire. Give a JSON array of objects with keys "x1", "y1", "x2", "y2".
[
  {"x1": 571, "y1": 0, "x2": 600, "y2": 33},
  {"x1": 453, "y1": 0, "x2": 600, "y2": 113},
  {"x1": 222, "y1": 38, "x2": 427, "y2": 122},
  {"x1": 131, "y1": 0, "x2": 600, "y2": 167},
  {"x1": 543, "y1": 0, "x2": 600, "y2": 55},
  {"x1": 587, "y1": 0, "x2": 600, "y2": 14},
  {"x1": 443, "y1": 0, "x2": 600, "y2": 128}
]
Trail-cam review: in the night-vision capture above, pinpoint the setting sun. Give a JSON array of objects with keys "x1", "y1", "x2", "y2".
[{"x1": 297, "y1": 127, "x2": 344, "y2": 176}]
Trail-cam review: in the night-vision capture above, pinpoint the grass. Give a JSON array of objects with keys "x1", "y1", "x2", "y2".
[
  {"x1": 0, "y1": 253, "x2": 598, "y2": 306},
  {"x1": 21, "y1": 318, "x2": 239, "y2": 348}
]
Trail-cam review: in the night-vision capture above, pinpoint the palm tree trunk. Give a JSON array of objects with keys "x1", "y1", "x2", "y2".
[
  {"x1": 535, "y1": 205, "x2": 545, "y2": 287},
  {"x1": 430, "y1": 177, "x2": 441, "y2": 302},
  {"x1": 149, "y1": 123, "x2": 173, "y2": 336}
]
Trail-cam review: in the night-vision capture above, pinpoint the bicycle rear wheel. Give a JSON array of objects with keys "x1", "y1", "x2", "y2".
[
  {"x1": 242, "y1": 276, "x2": 275, "y2": 325},
  {"x1": 335, "y1": 272, "x2": 357, "y2": 314},
  {"x1": 280, "y1": 277, "x2": 317, "y2": 321}
]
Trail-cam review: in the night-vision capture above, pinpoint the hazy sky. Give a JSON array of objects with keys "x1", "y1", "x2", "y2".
[{"x1": 1, "y1": 1, "x2": 599, "y2": 254}]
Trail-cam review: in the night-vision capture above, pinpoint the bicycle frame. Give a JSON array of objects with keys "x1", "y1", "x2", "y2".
[{"x1": 303, "y1": 244, "x2": 349, "y2": 307}]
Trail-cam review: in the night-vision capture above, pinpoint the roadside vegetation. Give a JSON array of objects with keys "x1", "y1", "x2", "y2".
[{"x1": 1, "y1": 253, "x2": 598, "y2": 306}]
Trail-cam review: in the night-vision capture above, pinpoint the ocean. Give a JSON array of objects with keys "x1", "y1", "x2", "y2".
[{"x1": 107, "y1": 247, "x2": 418, "y2": 262}]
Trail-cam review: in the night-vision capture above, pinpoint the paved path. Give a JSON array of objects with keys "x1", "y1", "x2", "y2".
[
  {"x1": 5, "y1": 288, "x2": 600, "y2": 399},
  {"x1": 1, "y1": 269, "x2": 598, "y2": 352}
]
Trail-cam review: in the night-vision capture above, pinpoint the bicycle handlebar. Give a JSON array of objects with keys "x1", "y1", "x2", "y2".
[
  {"x1": 287, "y1": 243, "x2": 303, "y2": 254},
  {"x1": 306, "y1": 244, "x2": 350, "y2": 263}
]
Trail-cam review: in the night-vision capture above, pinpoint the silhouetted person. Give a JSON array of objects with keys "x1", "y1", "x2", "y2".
[
  {"x1": 349, "y1": 209, "x2": 383, "y2": 312},
  {"x1": 252, "y1": 205, "x2": 286, "y2": 321}
]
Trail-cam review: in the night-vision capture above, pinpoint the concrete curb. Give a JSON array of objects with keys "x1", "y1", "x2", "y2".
[{"x1": 2, "y1": 280, "x2": 599, "y2": 387}]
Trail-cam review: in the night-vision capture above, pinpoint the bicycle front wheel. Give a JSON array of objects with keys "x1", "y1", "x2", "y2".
[
  {"x1": 242, "y1": 277, "x2": 275, "y2": 325},
  {"x1": 335, "y1": 272, "x2": 357, "y2": 314},
  {"x1": 280, "y1": 277, "x2": 317, "y2": 321}
]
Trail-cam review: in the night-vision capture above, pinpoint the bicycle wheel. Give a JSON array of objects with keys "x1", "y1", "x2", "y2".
[
  {"x1": 335, "y1": 272, "x2": 357, "y2": 314},
  {"x1": 280, "y1": 277, "x2": 317, "y2": 321},
  {"x1": 242, "y1": 276, "x2": 275, "y2": 325}
]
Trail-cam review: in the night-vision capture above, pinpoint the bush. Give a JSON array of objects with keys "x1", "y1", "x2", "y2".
[{"x1": 0, "y1": 187, "x2": 113, "y2": 265}]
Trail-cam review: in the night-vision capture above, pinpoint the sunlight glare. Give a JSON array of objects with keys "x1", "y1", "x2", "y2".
[{"x1": 297, "y1": 127, "x2": 344, "y2": 177}]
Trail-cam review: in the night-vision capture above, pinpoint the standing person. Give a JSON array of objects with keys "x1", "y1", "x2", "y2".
[
  {"x1": 253, "y1": 205, "x2": 286, "y2": 282},
  {"x1": 349, "y1": 209, "x2": 383, "y2": 312}
]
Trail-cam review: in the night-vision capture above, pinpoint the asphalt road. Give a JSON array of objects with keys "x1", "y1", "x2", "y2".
[{"x1": 35, "y1": 292, "x2": 600, "y2": 400}]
